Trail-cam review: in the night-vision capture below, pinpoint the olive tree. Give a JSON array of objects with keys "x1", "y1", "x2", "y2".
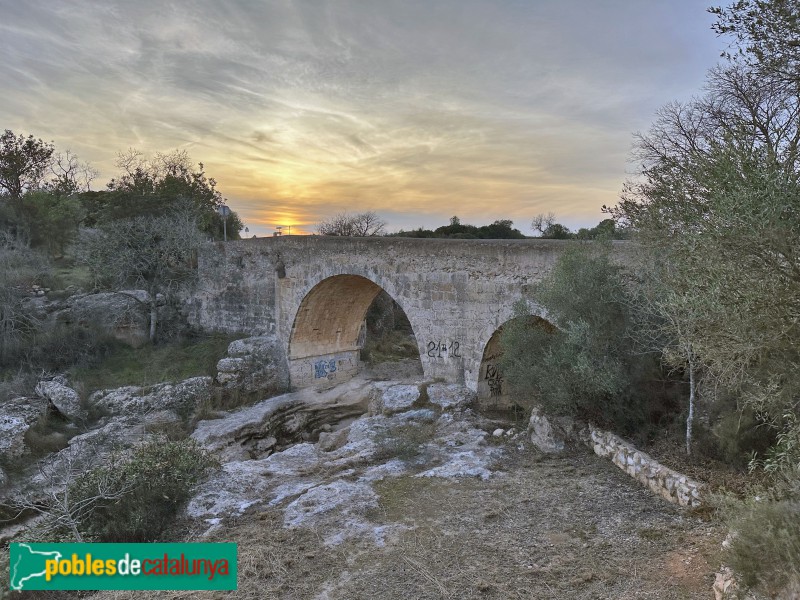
[
  {"x1": 500, "y1": 245, "x2": 655, "y2": 435},
  {"x1": 76, "y1": 205, "x2": 205, "y2": 343},
  {"x1": 609, "y1": 4, "x2": 800, "y2": 464}
]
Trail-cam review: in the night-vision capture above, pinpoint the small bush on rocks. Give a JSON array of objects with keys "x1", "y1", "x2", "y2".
[{"x1": 70, "y1": 438, "x2": 218, "y2": 542}]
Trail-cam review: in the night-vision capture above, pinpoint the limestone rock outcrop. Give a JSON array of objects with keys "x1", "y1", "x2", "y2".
[
  {"x1": 88, "y1": 377, "x2": 212, "y2": 417},
  {"x1": 215, "y1": 336, "x2": 289, "y2": 396},
  {"x1": 35, "y1": 378, "x2": 83, "y2": 420},
  {"x1": 0, "y1": 396, "x2": 50, "y2": 460}
]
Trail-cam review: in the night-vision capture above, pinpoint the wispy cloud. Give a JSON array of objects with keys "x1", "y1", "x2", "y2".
[{"x1": 1, "y1": 0, "x2": 723, "y2": 235}]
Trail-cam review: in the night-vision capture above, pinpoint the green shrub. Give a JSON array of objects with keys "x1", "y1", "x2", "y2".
[
  {"x1": 500, "y1": 245, "x2": 661, "y2": 436},
  {"x1": 70, "y1": 438, "x2": 218, "y2": 542},
  {"x1": 725, "y1": 496, "x2": 800, "y2": 593},
  {"x1": 712, "y1": 407, "x2": 776, "y2": 468}
]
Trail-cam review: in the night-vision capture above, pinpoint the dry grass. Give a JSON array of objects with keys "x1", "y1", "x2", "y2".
[{"x1": 80, "y1": 444, "x2": 726, "y2": 600}]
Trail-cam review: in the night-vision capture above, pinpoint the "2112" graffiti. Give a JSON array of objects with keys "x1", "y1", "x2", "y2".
[{"x1": 426, "y1": 340, "x2": 461, "y2": 358}]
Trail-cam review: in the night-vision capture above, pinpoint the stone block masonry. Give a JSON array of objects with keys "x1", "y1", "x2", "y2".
[
  {"x1": 589, "y1": 425, "x2": 703, "y2": 507},
  {"x1": 184, "y1": 235, "x2": 634, "y2": 392}
]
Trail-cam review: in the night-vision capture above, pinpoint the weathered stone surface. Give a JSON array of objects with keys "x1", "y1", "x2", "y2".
[
  {"x1": 427, "y1": 383, "x2": 475, "y2": 410},
  {"x1": 589, "y1": 425, "x2": 703, "y2": 507},
  {"x1": 416, "y1": 450, "x2": 496, "y2": 481},
  {"x1": 283, "y1": 481, "x2": 403, "y2": 546},
  {"x1": 65, "y1": 290, "x2": 151, "y2": 347},
  {"x1": 0, "y1": 397, "x2": 49, "y2": 460},
  {"x1": 89, "y1": 377, "x2": 212, "y2": 417},
  {"x1": 182, "y1": 377, "x2": 510, "y2": 547},
  {"x1": 369, "y1": 383, "x2": 419, "y2": 415},
  {"x1": 215, "y1": 336, "x2": 289, "y2": 395},
  {"x1": 35, "y1": 379, "x2": 83, "y2": 420},
  {"x1": 192, "y1": 377, "x2": 373, "y2": 461},
  {"x1": 528, "y1": 407, "x2": 565, "y2": 453},
  {"x1": 284, "y1": 480, "x2": 377, "y2": 528},
  {"x1": 318, "y1": 428, "x2": 349, "y2": 452}
]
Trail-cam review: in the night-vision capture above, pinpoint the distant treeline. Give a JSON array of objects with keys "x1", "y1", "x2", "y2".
[{"x1": 387, "y1": 215, "x2": 628, "y2": 240}]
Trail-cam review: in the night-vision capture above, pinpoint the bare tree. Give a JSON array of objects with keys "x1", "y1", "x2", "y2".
[
  {"x1": 531, "y1": 212, "x2": 555, "y2": 235},
  {"x1": 49, "y1": 150, "x2": 98, "y2": 195},
  {"x1": 318, "y1": 211, "x2": 386, "y2": 236},
  {"x1": 2, "y1": 441, "x2": 131, "y2": 543}
]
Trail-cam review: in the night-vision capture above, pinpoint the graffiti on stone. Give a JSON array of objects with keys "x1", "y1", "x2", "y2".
[
  {"x1": 314, "y1": 359, "x2": 338, "y2": 379},
  {"x1": 426, "y1": 340, "x2": 461, "y2": 359},
  {"x1": 484, "y1": 363, "x2": 503, "y2": 396}
]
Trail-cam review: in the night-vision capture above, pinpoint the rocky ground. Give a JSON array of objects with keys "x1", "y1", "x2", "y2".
[
  {"x1": 87, "y1": 369, "x2": 725, "y2": 600},
  {"x1": 1, "y1": 342, "x2": 730, "y2": 600}
]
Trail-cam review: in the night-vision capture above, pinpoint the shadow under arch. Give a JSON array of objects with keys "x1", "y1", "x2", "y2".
[
  {"x1": 477, "y1": 315, "x2": 556, "y2": 414},
  {"x1": 288, "y1": 274, "x2": 419, "y2": 388}
]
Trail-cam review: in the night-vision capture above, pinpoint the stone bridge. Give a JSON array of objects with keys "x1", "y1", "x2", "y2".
[{"x1": 186, "y1": 236, "x2": 627, "y2": 404}]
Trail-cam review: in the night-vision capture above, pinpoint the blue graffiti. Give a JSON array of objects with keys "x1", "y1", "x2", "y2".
[{"x1": 314, "y1": 359, "x2": 338, "y2": 379}]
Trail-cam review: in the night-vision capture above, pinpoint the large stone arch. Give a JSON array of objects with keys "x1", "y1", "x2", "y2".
[
  {"x1": 476, "y1": 313, "x2": 556, "y2": 413},
  {"x1": 287, "y1": 274, "x2": 421, "y2": 388}
]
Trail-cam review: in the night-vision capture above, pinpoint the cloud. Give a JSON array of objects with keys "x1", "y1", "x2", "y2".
[{"x1": 1, "y1": 0, "x2": 723, "y2": 235}]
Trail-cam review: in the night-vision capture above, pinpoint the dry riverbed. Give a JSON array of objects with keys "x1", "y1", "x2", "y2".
[{"x1": 95, "y1": 406, "x2": 723, "y2": 599}]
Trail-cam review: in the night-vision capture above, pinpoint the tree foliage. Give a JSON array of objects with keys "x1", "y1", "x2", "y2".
[
  {"x1": 391, "y1": 216, "x2": 526, "y2": 239},
  {"x1": 0, "y1": 130, "x2": 54, "y2": 210},
  {"x1": 609, "y1": 1, "x2": 800, "y2": 469},
  {"x1": 98, "y1": 149, "x2": 242, "y2": 240},
  {"x1": 710, "y1": 0, "x2": 800, "y2": 82},
  {"x1": 76, "y1": 204, "x2": 205, "y2": 342},
  {"x1": 500, "y1": 246, "x2": 658, "y2": 435}
]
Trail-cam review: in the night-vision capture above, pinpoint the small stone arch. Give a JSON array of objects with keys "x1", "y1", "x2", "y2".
[
  {"x1": 288, "y1": 274, "x2": 420, "y2": 388},
  {"x1": 476, "y1": 315, "x2": 556, "y2": 413}
]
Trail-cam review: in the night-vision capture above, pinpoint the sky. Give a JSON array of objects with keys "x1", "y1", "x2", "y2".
[{"x1": 1, "y1": 1, "x2": 726, "y2": 236}]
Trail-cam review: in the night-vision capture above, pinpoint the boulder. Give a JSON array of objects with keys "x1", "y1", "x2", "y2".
[
  {"x1": 66, "y1": 290, "x2": 151, "y2": 347},
  {"x1": 427, "y1": 383, "x2": 475, "y2": 410},
  {"x1": 369, "y1": 383, "x2": 420, "y2": 415},
  {"x1": 528, "y1": 407, "x2": 566, "y2": 453},
  {"x1": 0, "y1": 397, "x2": 48, "y2": 460},
  {"x1": 35, "y1": 379, "x2": 83, "y2": 420},
  {"x1": 215, "y1": 336, "x2": 289, "y2": 395},
  {"x1": 89, "y1": 377, "x2": 212, "y2": 417}
]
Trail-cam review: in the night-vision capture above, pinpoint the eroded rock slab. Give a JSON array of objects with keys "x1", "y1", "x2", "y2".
[
  {"x1": 89, "y1": 377, "x2": 212, "y2": 418},
  {"x1": 192, "y1": 377, "x2": 374, "y2": 461},
  {"x1": 0, "y1": 397, "x2": 49, "y2": 460},
  {"x1": 184, "y1": 378, "x2": 509, "y2": 547}
]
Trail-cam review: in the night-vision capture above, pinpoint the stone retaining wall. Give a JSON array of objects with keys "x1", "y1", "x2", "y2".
[{"x1": 589, "y1": 425, "x2": 702, "y2": 507}]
